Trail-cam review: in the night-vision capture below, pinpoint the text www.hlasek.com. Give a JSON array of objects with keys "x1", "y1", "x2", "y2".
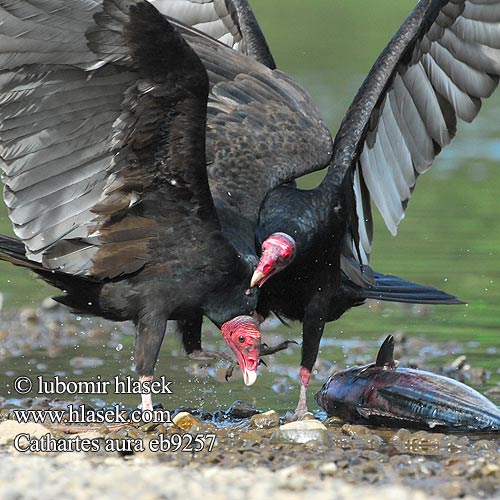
[{"x1": 10, "y1": 375, "x2": 216, "y2": 453}]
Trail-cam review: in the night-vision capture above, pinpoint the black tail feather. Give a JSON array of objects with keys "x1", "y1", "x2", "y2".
[
  {"x1": 0, "y1": 234, "x2": 106, "y2": 316},
  {"x1": 363, "y1": 272, "x2": 464, "y2": 305}
]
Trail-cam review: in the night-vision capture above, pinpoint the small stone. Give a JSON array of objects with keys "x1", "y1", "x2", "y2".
[
  {"x1": 73, "y1": 430, "x2": 104, "y2": 441},
  {"x1": 0, "y1": 420, "x2": 50, "y2": 446},
  {"x1": 485, "y1": 384, "x2": 500, "y2": 398},
  {"x1": 323, "y1": 416, "x2": 344, "y2": 427},
  {"x1": 41, "y1": 297, "x2": 60, "y2": 310},
  {"x1": 481, "y1": 463, "x2": 500, "y2": 477},
  {"x1": 172, "y1": 411, "x2": 203, "y2": 431},
  {"x1": 29, "y1": 397, "x2": 51, "y2": 408},
  {"x1": 472, "y1": 439, "x2": 496, "y2": 452},
  {"x1": 318, "y1": 462, "x2": 338, "y2": 475},
  {"x1": 20, "y1": 308, "x2": 38, "y2": 325},
  {"x1": 389, "y1": 428, "x2": 412, "y2": 451},
  {"x1": 250, "y1": 410, "x2": 280, "y2": 429},
  {"x1": 341, "y1": 424, "x2": 372, "y2": 436},
  {"x1": 300, "y1": 412, "x2": 316, "y2": 420},
  {"x1": 270, "y1": 419, "x2": 332, "y2": 446},
  {"x1": 138, "y1": 422, "x2": 157, "y2": 433},
  {"x1": 226, "y1": 400, "x2": 259, "y2": 418},
  {"x1": 435, "y1": 480, "x2": 465, "y2": 499}
]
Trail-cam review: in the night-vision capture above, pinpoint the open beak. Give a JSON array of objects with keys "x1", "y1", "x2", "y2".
[
  {"x1": 221, "y1": 315, "x2": 261, "y2": 386},
  {"x1": 234, "y1": 337, "x2": 260, "y2": 386},
  {"x1": 242, "y1": 357, "x2": 258, "y2": 386}
]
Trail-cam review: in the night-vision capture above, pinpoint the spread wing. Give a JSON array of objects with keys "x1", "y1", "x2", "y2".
[
  {"x1": 331, "y1": 0, "x2": 500, "y2": 267},
  {"x1": 0, "y1": 0, "x2": 333, "y2": 270},
  {"x1": 170, "y1": 21, "x2": 333, "y2": 226},
  {"x1": 0, "y1": 0, "x2": 218, "y2": 279},
  {"x1": 150, "y1": 0, "x2": 275, "y2": 68}
]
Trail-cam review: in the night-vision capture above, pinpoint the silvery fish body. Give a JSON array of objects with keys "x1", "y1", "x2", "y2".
[{"x1": 315, "y1": 336, "x2": 500, "y2": 432}]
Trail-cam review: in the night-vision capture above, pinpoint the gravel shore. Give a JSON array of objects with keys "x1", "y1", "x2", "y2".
[
  {"x1": 0, "y1": 451, "x2": 436, "y2": 500},
  {"x1": 0, "y1": 304, "x2": 499, "y2": 499}
]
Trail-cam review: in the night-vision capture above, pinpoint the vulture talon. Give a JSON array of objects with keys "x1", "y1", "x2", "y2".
[
  {"x1": 225, "y1": 363, "x2": 236, "y2": 382},
  {"x1": 188, "y1": 349, "x2": 233, "y2": 363},
  {"x1": 260, "y1": 340, "x2": 298, "y2": 357}
]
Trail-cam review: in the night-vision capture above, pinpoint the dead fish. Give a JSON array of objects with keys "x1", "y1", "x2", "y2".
[{"x1": 315, "y1": 335, "x2": 500, "y2": 432}]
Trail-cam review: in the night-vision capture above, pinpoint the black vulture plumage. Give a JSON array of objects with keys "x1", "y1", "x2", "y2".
[{"x1": 0, "y1": 0, "x2": 270, "y2": 407}]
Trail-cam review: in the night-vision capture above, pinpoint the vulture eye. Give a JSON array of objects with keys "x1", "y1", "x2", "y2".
[{"x1": 238, "y1": 335, "x2": 245, "y2": 343}]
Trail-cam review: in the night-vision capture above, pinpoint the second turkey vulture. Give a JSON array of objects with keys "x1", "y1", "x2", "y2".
[
  {"x1": 247, "y1": 0, "x2": 500, "y2": 417},
  {"x1": 0, "y1": 0, "x2": 263, "y2": 408},
  {"x1": 161, "y1": 0, "x2": 498, "y2": 418}
]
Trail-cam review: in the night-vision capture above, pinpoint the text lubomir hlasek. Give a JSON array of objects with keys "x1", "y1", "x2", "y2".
[{"x1": 17, "y1": 375, "x2": 174, "y2": 395}]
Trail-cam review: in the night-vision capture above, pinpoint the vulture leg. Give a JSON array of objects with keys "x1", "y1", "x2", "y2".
[
  {"x1": 178, "y1": 314, "x2": 203, "y2": 355},
  {"x1": 178, "y1": 314, "x2": 232, "y2": 362},
  {"x1": 135, "y1": 316, "x2": 168, "y2": 411},
  {"x1": 260, "y1": 340, "x2": 298, "y2": 356},
  {"x1": 292, "y1": 298, "x2": 328, "y2": 420}
]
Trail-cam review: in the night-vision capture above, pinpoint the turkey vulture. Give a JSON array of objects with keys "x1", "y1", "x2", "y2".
[
  {"x1": 0, "y1": 0, "x2": 268, "y2": 408},
  {"x1": 247, "y1": 0, "x2": 500, "y2": 417},
  {"x1": 160, "y1": 1, "x2": 499, "y2": 418},
  {"x1": 148, "y1": 0, "x2": 277, "y2": 358}
]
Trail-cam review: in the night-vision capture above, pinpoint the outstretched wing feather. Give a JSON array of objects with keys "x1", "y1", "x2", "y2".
[{"x1": 335, "y1": 0, "x2": 500, "y2": 269}]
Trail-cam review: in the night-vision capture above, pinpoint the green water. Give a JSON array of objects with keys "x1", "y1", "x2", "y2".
[{"x1": 0, "y1": 1, "x2": 499, "y2": 412}]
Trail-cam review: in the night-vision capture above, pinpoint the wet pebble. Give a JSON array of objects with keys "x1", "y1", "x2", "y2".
[
  {"x1": 300, "y1": 412, "x2": 316, "y2": 420},
  {"x1": 270, "y1": 419, "x2": 333, "y2": 446},
  {"x1": 0, "y1": 420, "x2": 50, "y2": 445},
  {"x1": 323, "y1": 416, "x2": 344, "y2": 427},
  {"x1": 434, "y1": 480, "x2": 466, "y2": 499},
  {"x1": 29, "y1": 397, "x2": 52, "y2": 410},
  {"x1": 485, "y1": 384, "x2": 500, "y2": 398},
  {"x1": 318, "y1": 462, "x2": 338, "y2": 475},
  {"x1": 41, "y1": 298, "x2": 60, "y2": 310},
  {"x1": 172, "y1": 411, "x2": 203, "y2": 432},
  {"x1": 138, "y1": 422, "x2": 158, "y2": 433},
  {"x1": 250, "y1": 410, "x2": 280, "y2": 429},
  {"x1": 225, "y1": 400, "x2": 259, "y2": 419},
  {"x1": 341, "y1": 424, "x2": 373, "y2": 436}
]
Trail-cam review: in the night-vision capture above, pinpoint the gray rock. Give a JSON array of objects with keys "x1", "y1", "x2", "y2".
[
  {"x1": 172, "y1": 411, "x2": 203, "y2": 432},
  {"x1": 226, "y1": 400, "x2": 259, "y2": 418},
  {"x1": 0, "y1": 420, "x2": 51, "y2": 445},
  {"x1": 251, "y1": 410, "x2": 280, "y2": 429},
  {"x1": 270, "y1": 419, "x2": 333, "y2": 446}
]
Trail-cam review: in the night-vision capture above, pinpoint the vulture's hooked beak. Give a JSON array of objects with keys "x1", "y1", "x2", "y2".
[
  {"x1": 251, "y1": 232, "x2": 296, "y2": 288},
  {"x1": 250, "y1": 270, "x2": 266, "y2": 288},
  {"x1": 221, "y1": 315, "x2": 261, "y2": 386}
]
